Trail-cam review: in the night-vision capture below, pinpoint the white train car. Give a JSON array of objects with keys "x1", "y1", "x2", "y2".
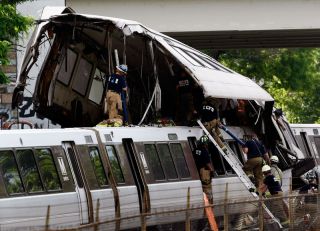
[
  {"x1": 290, "y1": 124, "x2": 320, "y2": 185},
  {"x1": 0, "y1": 125, "x2": 261, "y2": 230},
  {"x1": 290, "y1": 124, "x2": 320, "y2": 160}
]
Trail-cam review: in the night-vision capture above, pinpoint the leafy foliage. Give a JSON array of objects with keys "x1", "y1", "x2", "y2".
[
  {"x1": 1, "y1": 0, "x2": 34, "y2": 5},
  {"x1": 0, "y1": 2, "x2": 33, "y2": 84},
  {"x1": 218, "y1": 48, "x2": 320, "y2": 124}
]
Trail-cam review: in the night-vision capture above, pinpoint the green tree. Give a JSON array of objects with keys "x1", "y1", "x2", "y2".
[
  {"x1": 0, "y1": 1, "x2": 33, "y2": 84},
  {"x1": 218, "y1": 48, "x2": 320, "y2": 124}
]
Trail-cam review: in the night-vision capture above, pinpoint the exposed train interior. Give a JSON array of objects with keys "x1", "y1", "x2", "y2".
[
  {"x1": 30, "y1": 16, "x2": 184, "y2": 127},
  {"x1": 20, "y1": 15, "x2": 268, "y2": 130}
]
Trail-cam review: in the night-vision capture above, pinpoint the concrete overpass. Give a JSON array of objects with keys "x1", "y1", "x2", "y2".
[{"x1": 65, "y1": 0, "x2": 320, "y2": 49}]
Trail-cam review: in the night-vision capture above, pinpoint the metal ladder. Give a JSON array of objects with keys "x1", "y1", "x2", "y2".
[{"x1": 197, "y1": 120, "x2": 283, "y2": 228}]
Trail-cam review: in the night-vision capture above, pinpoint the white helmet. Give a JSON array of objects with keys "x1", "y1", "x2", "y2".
[
  {"x1": 116, "y1": 64, "x2": 128, "y2": 74},
  {"x1": 262, "y1": 165, "x2": 271, "y2": 172},
  {"x1": 270, "y1": 155, "x2": 279, "y2": 163}
]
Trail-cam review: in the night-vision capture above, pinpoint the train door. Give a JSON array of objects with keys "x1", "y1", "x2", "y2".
[
  {"x1": 62, "y1": 142, "x2": 89, "y2": 224},
  {"x1": 123, "y1": 137, "x2": 203, "y2": 227},
  {"x1": 122, "y1": 138, "x2": 150, "y2": 214}
]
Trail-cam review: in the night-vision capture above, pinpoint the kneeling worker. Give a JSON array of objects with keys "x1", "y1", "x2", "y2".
[
  {"x1": 105, "y1": 64, "x2": 128, "y2": 125},
  {"x1": 270, "y1": 155, "x2": 283, "y2": 186},
  {"x1": 261, "y1": 165, "x2": 288, "y2": 226}
]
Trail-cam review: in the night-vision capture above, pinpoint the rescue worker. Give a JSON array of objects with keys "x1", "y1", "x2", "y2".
[
  {"x1": 105, "y1": 64, "x2": 128, "y2": 124},
  {"x1": 295, "y1": 172, "x2": 319, "y2": 230},
  {"x1": 260, "y1": 165, "x2": 288, "y2": 226},
  {"x1": 270, "y1": 155, "x2": 283, "y2": 186},
  {"x1": 193, "y1": 135, "x2": 214, "y2": 203},
  {"x1": 200, "y1": 97, "x2": 227, "y2": 152},
  {"x1": 175, "y1": 69, "x2": 196, "y2": 125},
  {"x1": 242, "y1": 135, "x2": 270, "y2": 189}
]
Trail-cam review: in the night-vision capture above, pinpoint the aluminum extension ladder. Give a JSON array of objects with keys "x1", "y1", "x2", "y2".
[{"x1": 197, "y1": 120, "x2": 283, "y2": 228}]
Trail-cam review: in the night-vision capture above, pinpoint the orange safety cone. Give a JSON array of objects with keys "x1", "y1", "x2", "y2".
[{"x1": 203, "y1": 193, "x2": 219, "y2": 231}]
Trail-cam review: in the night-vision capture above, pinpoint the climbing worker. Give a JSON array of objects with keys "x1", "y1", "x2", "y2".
[
  {"x1": 270, "y1": 155, "x2": 283, "y2": 186},
  {"x1": 200, "y1": 97, "x2": 227, "y2": 152},
  {"x1": 242, "y1": 134, "x2": 270, "y2": 189},
  {"x1": 193, "y1": 135, "x2": 214, "y2": 203},
  {"x1": 105, "y1": 64, "x2": 128, "y2": 124},
  {"x1": 260, "y1": 165, "x2": 288, "y2": 226}
]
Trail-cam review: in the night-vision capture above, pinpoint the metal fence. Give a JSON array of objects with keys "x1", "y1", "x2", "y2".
[{"x1": 37, "y1": 189, "x2": 319, "y2": 231}]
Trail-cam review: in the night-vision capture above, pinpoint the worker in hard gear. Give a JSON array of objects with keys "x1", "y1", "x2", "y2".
[
  {"x1": 295, "y1": 171, "x2": 319, "y2": 230},
  {"x1": 260, "y1": 165, "x2": 288, "y2": 226},
  {"x1": 270, "y1": 155, "x2": 283, "y2": 186},
  {"x1": 193, "y1": 135, "x2": 214, "y2": 203},
  {"x1": 105, "y1": 64, "x2": 128, "y2": 124},
  {"x1": 299, "y1": 171, "x2": 318, "y2": 202},
  {"x1": 242, "y1": 135, "x2": 270, "y2": 189},
  {"x1": 200, "y1": 97, "x2": 227, "y2": 152}
]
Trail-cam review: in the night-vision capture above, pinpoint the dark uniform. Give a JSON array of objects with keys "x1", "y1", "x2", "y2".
[
  {"x1": 193, "y1": 144, "x2": 213, "y2": 203},
  {"x1": 106, "y1": 73, "x2": 127, "y2": 119},
  {"x1": 263, "y1": 173, "x2": 288, "y2": 224},
  {"x1": 194, "y1": 146, "x2": 211, "y2": 172},
  {"x1": 175, "y1": 73, "x2": 194, "y2": 125},
  {"x1": 243, "y1": 139, "x2": 265, "y2": 188},
  {"x1": 296, "y1": 178, "x2": 319, "y2": 229},
  {"x1": 201, "y1": 100, "x2": 225, "y2": 150}
]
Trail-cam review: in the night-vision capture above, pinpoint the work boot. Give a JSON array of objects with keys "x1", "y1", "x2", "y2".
[
  {"x1": 219, "y1": 135, "x2": 225, "y2": 143},
  {"x1": 222, "y1": 146, "x2": 228, "y2": 154}
]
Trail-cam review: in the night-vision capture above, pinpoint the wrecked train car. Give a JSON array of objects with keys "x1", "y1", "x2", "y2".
[
  {"x1": 13, "y1": 7, "x2": 273, "y2": 128},
  {"x1": 12, "y1": 6, "x2": 314, "y2": 190}
]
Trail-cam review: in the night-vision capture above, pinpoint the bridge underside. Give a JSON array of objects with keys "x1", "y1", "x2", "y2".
[{"x1": 167, "y1": 29, "x2": 320, "y2": 50}]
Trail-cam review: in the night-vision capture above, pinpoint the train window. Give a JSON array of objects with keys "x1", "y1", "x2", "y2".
[
  {"x1": 157, "y1": 144, "x2": 178, "y2": 179},
  {"x1": 187, "y1": 52, "x2": 219, "y2": 70},
  {"x1": 300, "y1": 132, "x2": 312, "y2": 157},
  {"x1": 106, "y1": 146, "x2": 125, "y2": 184},
  {"x1": 314, "y1": 137, "x2": 320, "y2": 157},
  {"x1": 281, "y1": 120, "x2": 299, "y2": 147},
  {"x1": 170, "y1": 143, "x2": 190, "y2": 178},
  {"x1": 313, "y1": 129, "x2": 319, "y2": 135},
  {"x1": 72, "y1": 57, "x2": 93, "y2": 96},
  {"x1": 173, "y1": 46, "x2": 202, "y2": 66},
  {"x1": 34, "y1": 149, "x2": 62, "y2": 191},
  {"x1": 144, "y1": 144, "x2": 165, "y2": 181},
  {"x1": 89, "y1": 147, "x2": 108, "y2": 186},
  {"x1": 57, "y1": 48, "x2": 77, "y2": 86},
  {"x1": 88, "y1": 68, "x2": 105, "y2": 105},
  {"x1": 16, "y1": 149, "x2": 44, "y2": 193},
  {"x1": 0, "y1": 150, "x2": 24, "y2": 195}
]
